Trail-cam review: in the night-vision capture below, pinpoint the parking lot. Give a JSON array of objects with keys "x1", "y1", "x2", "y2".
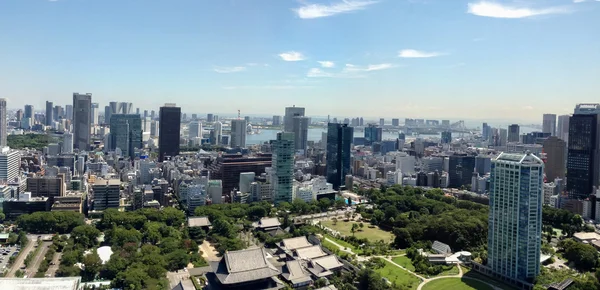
[{"x1": 0, "y1": 245, "x2": 20, "y2": 273}]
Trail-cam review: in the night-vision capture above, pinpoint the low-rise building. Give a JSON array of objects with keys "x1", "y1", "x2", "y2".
[{"x1": 206, "y1": 247, "x2": 282, "y2": 289}]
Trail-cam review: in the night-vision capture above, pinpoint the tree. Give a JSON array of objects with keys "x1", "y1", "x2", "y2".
[
  {"x1": 82, "y1": 251, "x2": 102, "y2": 281},
  {"x1": 101, "y1": 252, "x2": 129, "y2": 280},
  {"x1": 332, "y1": 218, "x2": 338, "y2": 226},
  {"x1": 345, "y1": 211, "x2": 352, "y2": 220},
  {"x1": 351, "y1": 223, "x2": 358, "y2": 236},
  {"x1": 318, "y1": 198, "x2": 332, "y2": 212},
  {"x1": 359, "y1": 223, "x2": 364, "y2": 231},
  {"x1": 165, "y1": 250, "x2": 190, "y2": 271},
  {"x1": 105, "y1": 227, "x2": 142, "y2": 247},
  {"x1": 113, "y1": 264, "x2": 150, "y2": 290},
  {"x1": 247, "y1": 205, "x2": 267, "y2": 221},
  {"x1": 334, "y1": 198, "x2": 347, "y2": 209},
  {"x1": 188, "y1": 227, "x2": 207, "y2": 243},
  {"x1": 72, "y1": 225, "x2": 101, "y2": 249}
]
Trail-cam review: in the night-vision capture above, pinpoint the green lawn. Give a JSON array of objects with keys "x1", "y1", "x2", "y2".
[
  {"x1": 422, "y1": 278, "x2": 494, "y2": 290},
  {"x1": 321, "y1": 220, "x2": 394, "y2": 243},
  {"x1": 375, "y1": 260, "x2": 422, "y2": 290},
  {"x1": 436, "y1": 266, "x2": 460, "y2": 277},
  {"x1": 391, "y1": 256, "x2": 415, "y2": 271},
  {"x1": 323, "y1": 234, "x2": 362, "y2": 254}
]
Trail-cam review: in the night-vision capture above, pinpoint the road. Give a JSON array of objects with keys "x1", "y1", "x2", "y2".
[
  {"x1": 46, "y1": 252, "x2": 62, "y2": 277},
  {"x1": 6, "y1": 236, "x2": 37, "y2": 277},
  {"x1": 26, "y1": 242, "x2": 51, "y2": 277}
]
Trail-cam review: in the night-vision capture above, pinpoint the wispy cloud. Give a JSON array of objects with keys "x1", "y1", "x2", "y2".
[
  {"x1": 279, "y1": 51, "x2": 305, "y2": 61},
  {"x1": 318, "y1": 61, "x2": 335, "y2": 68},
  {"x1": 213, "y1": 66, "x2": 246, "y2": 73},
  {"x1": 573, "y1": 0, "x2": 600, "y2": 3},
  {"x1": 343, "y1": 63, "x2": 394, "y2": 72},
  {"x1": 467, "y1": 1, "x2": 571, "y2": 18},
  {"x1": 294, "y1": 0, "x2": 378, "y2": 19},
  {"x1": 222, "y1": 85, "x2": 313, "y2": 90},
  {"x1": 245, "y1": 63, "x2": 269, "y2": 67},
  {"x1": 398, "y1": 49, "x2": 444, "y2": 58}
]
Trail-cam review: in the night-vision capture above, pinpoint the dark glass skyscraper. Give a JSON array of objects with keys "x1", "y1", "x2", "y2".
[
  {"x1": 364, "y1": 124, "x2": 382, "y2": 145},
  {"x1": 448, "y1": 154, "x2": 476, "y2": 188},
  {"x1": 158, "y1": 104, "x2": 181, "y2": 162},
  {"x1": 441, "y1": 131, "x2": 452, "y2": 144},
  {"x1": 110, "y1": 114, "x2": 142, "y2": 159},
  {"x1": 326, "y1": 123, "x2": 353, "y2": 189},
  {"x1": 73, "y1": 93, "x2": 92, "y2": 150},
  {"x1": 567, "y1": 105, "x2": 600, "y2": 200},
  {"x1": 45, "y1": 101, "x2": 53, "y2": 126}
]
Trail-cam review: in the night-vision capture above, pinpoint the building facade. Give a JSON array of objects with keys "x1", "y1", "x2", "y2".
[
  {"x1": 543, "y1": 114, "x2": 557, "y2": 136},
  {"x1": 543, "y1": 136, "x2": 566, "y2": 182},
  {"x1": 326, "y1": 123, "x2": 354, "y2": 189},
  {"x1": 110, "y1": 114, "x2": 142, "y2": 159},
  {"x1": 272, "y1": 132, "x2": 294, "y2": 205},
  {"x1": 487, "y1": 152, "x2": 543, "y2": 282},
  {"x1": 230, "y1": 119, "x2": 247, "y2": 148},
  {"x1": 566, "y1": 104, "x2": 600, "y2": 200},
  {"x1": 73, "y1": 93, "x2": 92, "y2": 150},
  {"x1": 293, "y1": 116, "x2": 309, "y2": 153},
  {"x1": 508, "y1": 124, "x2": 520, "y2": 143},
  {"x1": 0, "y1": 147, "x2": 20, "y2": 182},
  {"x1": 158, "y1": 104, "x2": 181, "y2": 162},
  {"x1": 284, "y1": 106, "x2": 305, "y2": 133},
  {"x1": 0, "y1": 99, "x2": 6, "y2": 148}
]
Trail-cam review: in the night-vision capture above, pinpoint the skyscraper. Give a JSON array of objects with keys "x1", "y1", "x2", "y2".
[
  {"x1": 488, "y1": 152, "x2": 543, "y2": 282},
  {"x1": 65, "y1": 105, "x2": 73, "y2": 120},
  {"x1": 73, "y1": 93, "x2": 92, "y2": 150},
  {"x1": 104, "y1": 106, "x2": 111, "y2": 125},
  {"x1": 230, "y1": 119, "x2": 247, "y2": 148},
  {"x1": 0, "y1": 147, "x2": 20, "y2": 182},
  {"x1": 556, "y1": 114, "x2": 570, "y2": 143},
  {"x1": 213, "y1": 121, "x2": 223, "y2": 145},
  {"x1": 272, "y1": 132, "x2": 294, "y2": 205},
  {"x1": 188, "y1": 121, "x2": 202, "y2": 139},
  {"x1": 110, "y1": 114, "x2": 142, "y2": 159},
  {"x1": 272, "y1": 115, "x2": 281, "y2": 126},
  {"x1": 62, "y1": 133, "x2": 73, "y2": 154},
  {"x1": 543, "y1": 136, "x2": 566, "y2": 182},
  {"x1": 158, "y1": 104, "x2": 181, "y2": 162},
  {"x1": 0, "y1": 99, "x2": 6, "y2": 147},
  {"x1": 293, "y1": 116, "x2": 309, "y2": 153},
  {"x1": 566, "y1": 104, "x2": 600, "y2": 200},
  {"x1": 364, "y1": 124, "x2": 382, "y2": 145},
  {"x1": 482, "y1": 122, "x2": 490, "y2": 141},
  {"x1": 284, "y1": 106, "x2": 305, "y2": 132},
  {"x1": 91, "y1": 103, "x2": 99, "y2": 125},
  {"x1": 392, "y1": 118, "x2": 399, "y2": 127},
  {"x1": 543, "y1": 114, "x2": 557, "y2": 136},
  {"x1": 448, "y1": 154, "x2": 475, "y2": 188},
  {"x1": 441, "y1": 131, "x2": 452, "y2": 144},
  {"x1": 326, "y1": 123, "x2": 354, "y2": 189},
  {"x1": 508, "y1": 124, "x2": 520, "y2": 143},
  {"x1": 207, "y1": 113, "x2": 214, "y2": 123},
  {"x1": 379, "y1": 118, "x2": 384, "y2": 127},
  {"x1": 45, "y1": 101, "x2": 53, "y2": 126},
  {"x1": 24, "y1": 105, "x2": 34, "y2": 119}
]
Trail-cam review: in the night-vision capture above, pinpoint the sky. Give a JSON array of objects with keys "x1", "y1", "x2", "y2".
[{"x1": 1, "y1": 0, "x2": 599, "y2": 122}]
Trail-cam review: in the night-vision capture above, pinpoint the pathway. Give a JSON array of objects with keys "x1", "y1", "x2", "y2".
[{"x1": 6, "y1": 236, "x2": 37, "y2": 277}]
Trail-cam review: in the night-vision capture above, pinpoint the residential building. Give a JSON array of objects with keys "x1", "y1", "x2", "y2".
[
  {"x1": 0, "y1": 147, "x2": 20, "y2": 182},
  {"x1": 508, "y1": 124, "x2": 520, "y2": 143},
  {"x1": 158, "y1": 104, "x2": 181, "y2": 162},
  {"x1": 488, "y1": 152, "x2": 543, "y2": 282},
  {"x1": 110, "y1": 114, "x2": 142, "y2": 159},
  {"x1": 230, "y1": 119, "x2": 247, "y2": 148},
  {"x1": 73, "y1": 93, "x2": 92, "y2": 150},
  {"x1": 543, "y1": 114, "x2": 557, "y2": 136},
  {"x1": 567, "y1": 104, "x2": 600, "y2": 200},
  {"x1": 284, "y1": 106, "x2": 305, "y2": 132},
  {"x1": 543, "y1": 136, "x2": 566, "y2": 182},
  {"x1": 272, "y1": 132, "x2": 294, "y2": 204},
  {"x1": 326, "y1": 123, "x2": 353, "y2": 189},
  {"x1": 543, "y1": 183, "x2": 557, "y2": 206}
]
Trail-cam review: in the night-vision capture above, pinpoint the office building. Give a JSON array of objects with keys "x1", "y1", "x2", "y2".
[
  {"x1": 0, "y1": 147, "x2": 20, "y2": 182},
  {"x1": 91, "y1": 103, "x2": 99, "y2": 125},
  {"x1": 543, "y1": 114, "x2": 557, "y2": 136},
  {"x1": 110, "y1": 114, "x2": 142, "y2": 159},
  {"x1": 326, "y1": 123, "x2": 354, "y2": 189},
  {"x1": 3, "y1": 193, "x2": 52, "y2": 220},
  {"x1": 230, "y1": 119, "x2": 247, "y2": 148},
  {"x1": 0, "y1": 99, "x2": 6, "y2": 147},
  {"x1": 488, "y1": 152, "x2": 543, "y2": 282},
  {"x1": 392, "y1": 118, "x2": 399, "y2": 127},
  {"x1": 26, "y1": 176, "x2": 65, "y2": 201},
  {"x1": 557, "y1": 114, "x2": 570, "y2": 143},
  {"x1": 475, "y1": 155, "x2": 492, "y2": 175},
  {"x1": 482, "y1": 122, "x2": 490, "y2": 141},
  {"x1": 45, "y1": 101, "x2": 54, "y2": 126},
  {"x1": 272, "y1": 132, "x2": 294, "y2": 204},
  {"x1": 379, "y1": 118, "x2": 384, "y2": 127},
  {"x1": 207, "y1": 180, "x2": 223, "y2": 204},
  {"x1": 441, "y1": 131, "x2": 452, "y2": 144},
  {"x1": 566, "y1": 104, "x2": 600, "y2": 200},
  {"x1": 92, "y1": 179, "x2": 120, "y2": 211},
  {"x1": 272, "y1": 115, "x2": 281, "y2": 126},
  {"x1": 293, "y1": 116, "x2": 309, "y2": 153},
  {"x1": 207, "y1": 154, "x2": 272, "y2": 196},
  {"x1": 364, "y1": 124, "x2": 382, "y2": 145},
  {"x1": 158, "y1": 104, "x2": 181, "y2": 162},
  {"x1": 188, "y1": 121, "x2": 202, "y2": 139},
  {"x1": 284, "y1": 106, "x2": 305, "y2": 132},
  {"x1": 24, "y1": 104, "x2": 34, "y2": 119},
  {"x1": 73, "y1": 93, "x2": 92, "y2": 150},
  {"x1": 422, "y1": 156, "x2": 443, "y2": 173},
  {"x1": 448, "y1": 154, "x2": 475, "y2": 188},
  {"x1": 207, "y1": 113, "x2": 214, "y2": 122},
  {"x1": 543, "y1": 136, "x2": 566, "y2": 182},
  {"x1": 508, "y1": 124, "x2": 520, "y2": 143},
  {"x1": 65, "y1": 104, "x2": 73, "y2": 120},
  {"x1": 213, "y1": 121, "x2": 223, "y2": 145}
]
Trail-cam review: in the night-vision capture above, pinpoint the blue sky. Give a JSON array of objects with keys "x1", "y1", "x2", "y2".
[{"x1": 1, "y1": 0, "x2": 599, "y2": 122}]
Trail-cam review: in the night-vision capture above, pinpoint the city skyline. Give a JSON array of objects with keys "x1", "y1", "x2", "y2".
[{"x1": 1, "y1": 0, "x2": 599, "y2": 120}]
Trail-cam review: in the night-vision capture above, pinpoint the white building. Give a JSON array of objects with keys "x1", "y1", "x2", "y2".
[
  {"x1": 214, "y1": 122, "x2": 223, "y2": 145},
  {"x1": 139, "y1": 159, "x2": 156, "y2": 184},
  {"x1": 0, "y1": 147, "x2": 20, "y2": 182},
  {"x1": 396, "y1": 153, "x2": 415, "y2": 175},
  {"x1": 62, "y1": 133, "x2": 73, "y2": 154},
  {"x1": 188, "y1": 121, "x2": 202, "y2": 139},
  {"x1": 239, "y1": 172, "x2": 255, "y2": 193},
  {"x1": 207, "y1": 180, "x2": 223, "y2": 204},
  {"x1": 543, "y1": 183, "x2": 557, "y2": 207}
]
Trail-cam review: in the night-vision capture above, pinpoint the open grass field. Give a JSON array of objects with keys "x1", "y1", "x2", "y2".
[
  {"x1": 392, "y1": 256, "x2": 415, "y2": 271},
  {"x1": 422, "y1": 278, "x2": 494, "y2": 290},
  {"x1": 375, "y1": 260, "x2": 422, "y2": 290},
  {"x1": 321, "y1": 220, "x2": 394, "y2": 243}
]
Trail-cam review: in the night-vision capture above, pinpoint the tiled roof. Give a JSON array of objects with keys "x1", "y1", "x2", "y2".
[
  {"x1": 282, "y1": 236, "x2": 312, "y2": 251},
  {"x1": 213, "y1": 247, "x2": 281, "y2": 285},
  {"x1": 257, "y1": 217, "x2": 281, "y2": 228},
  {"x1": 281, "y1": 260, "x2": 312, "y2": 285},
  {"x1": 295, "y1": 245, "x2": 327, "y2": 260},
  {"x1": 188, "y1": 216, "x2": 211, "y2": 227},
  {"x1": 312, "y1": 255, "x2": 343, "y2": 271}
]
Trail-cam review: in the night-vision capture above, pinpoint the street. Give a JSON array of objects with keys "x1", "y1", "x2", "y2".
[
  {"x1": 26, "y1": 242, "x2": 51, "y2": 277},
  {"x1": 5, "y1": 235, "x2": 37, "y2": 277},
  {"x1": 46, "y1": 252, "x2": 62, "y2": 277}
]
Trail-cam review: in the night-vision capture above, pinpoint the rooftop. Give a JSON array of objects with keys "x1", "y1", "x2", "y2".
[
  {"x1": 0, "y1": 277, "x2": 81, "y2": 290},
  {"x1": 295, "y1": 245, "x2": 327, "y2": 260},
  {"x1": 188, "y1": 216, "x2": 211, "y2": 228},
  {"x1": 281, "y1": 236, "x2": 312, "y2": 251},
  {"x1": 212, "y1": 247, "x2": 280, "y2": 285},
  {"x1": 573, "y1": 232, "x2": 600, "y2": 241},
  {"x1": 255, "y1": 217, "x2": 281, "y2": 229}
]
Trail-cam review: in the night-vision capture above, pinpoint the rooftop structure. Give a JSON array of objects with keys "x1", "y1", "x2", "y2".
[
  {"x1": 188, "y1": 216, "x2": 211, "y2": 228},
  {"x1": 209, "y1": 247, "x2": 281, "y2": 286},
  {"x1": 0, "y1": 277, "x2": 81, "y2": 290}
]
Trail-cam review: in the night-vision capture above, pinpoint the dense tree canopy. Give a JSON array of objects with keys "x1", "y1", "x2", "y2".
[{"x1": 17, "y1": 211, "x2": 84, "y2": 234}]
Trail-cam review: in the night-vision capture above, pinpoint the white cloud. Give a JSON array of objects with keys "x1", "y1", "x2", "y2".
[
  {"x1": 318, "y1": 61, "x2": 335, "y2": 68},
  {"x1": 573, "y1": 0, "x2": 600, "y2": 3},
  {"x1": 467, "y1": 1, "x2": 570, "y2": 18},
  {"x1": 343, "y1": 63, "x2": 394, "y2": 72},
  {"x1": 222, "y1": 85, "x2": 313, "y2": 90},
  {"x1": 213, "y1": 66, "x2": 246, "y2": 73},
  {"x1": 398, "y1": 49, "x2": 444, "y2": 58},
  {"x1": 295, "y1": 0, "x2": 378, "y2": 19},
  {"x1": 245, "y1": 63, "x2": 269, "y2": 67},
  {"x1": 307, "y1": 68, "x2": 334, "y2": 78},
  {"x1": 278, "y1": 51, "x2": 305, "y2": 61}
]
